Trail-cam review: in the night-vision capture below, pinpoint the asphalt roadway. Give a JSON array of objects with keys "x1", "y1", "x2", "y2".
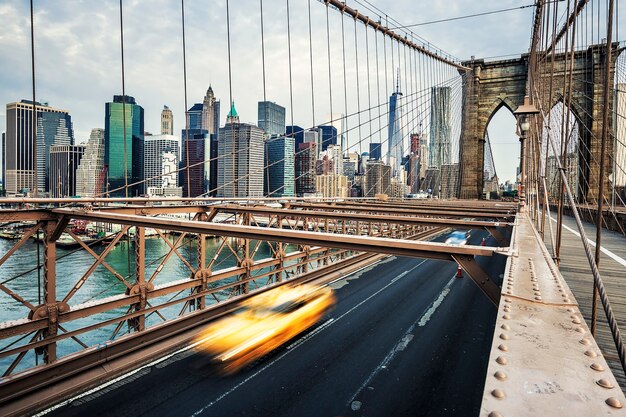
[{"x1": 44, "y1": 229, "x2": 507, "y2": 417}]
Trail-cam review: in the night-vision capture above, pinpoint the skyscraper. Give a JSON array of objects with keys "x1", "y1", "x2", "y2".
[
  {"x1": 369, "y1": 142, "x2": 382, "y2": 161},
  {"x1": 429, "y1": 87, "x2": 451, "y2": 169},
  {"x1": 295, "y1": 142, "x2": 316, "y2": 195},
  {"x1": 181, "y1": 132, "x2": 207, "y2": 197},
  {"x1": 181, "y1": 100, "x2": 208, "y2": 195},
  {"x1": 76, "y1": 128, "x2": 105, "y2": 197},
  {"x1": 286, "y1": 125, "x2": 305, "y2": 147},
  {"x1": 202, "y1": 86, "x2": 220, "y2": 135},
  {"x1": 161, "y1": 105, "x2": 173, "y2": 135},
  {"x1": 144, "y1": 134, "x2": 180, "y2": 195},
  {"x1": 218, "y1": 103, "x2": 265, "y2": 197},
  {"x1": 49, "y1": 144, "x2": 85, "y2": 197},
  {"x1": 317, "y1": 125, "x2": 338, "y2": 152},
  {"x1": 5, "y1": 100, "x2": 73, "y2": 195},
  {"x1": 37, "y1": 111, "x2": 74, "y2": 192},
  {"x1": 258, "y1": 101, "x2": 286, "y2": 137},
  {"x1": 364, "y1": 160, "x2": 391, "y2": 197},
  {"x1": 264, "y1": 136, "x2": 295, "y2": 197},
  {"x1": 387, "y1": 73, "x2": 404, "y2": 177},
  {"x1": 104, "y1": 95, "x2": 145, "y2": 196}
]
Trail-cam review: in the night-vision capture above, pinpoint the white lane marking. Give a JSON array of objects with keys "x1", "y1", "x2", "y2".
[
  {"x1": 187, "y1": 260, "x2": 428, "y2": 416},
  {"x1": 347, "y1": 275, "x2": 456, "y2": 407},
  {"x1": 328, "y1": 256, "x2": 397, "y2": 289},
  {"x1": 548, "y1": 216, "x2": 626, "y2": 268}
]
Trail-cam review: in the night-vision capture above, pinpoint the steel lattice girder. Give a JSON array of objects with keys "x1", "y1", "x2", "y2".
[{"x1": 51, "y1": 208, "x2": 507, "y2": 261}]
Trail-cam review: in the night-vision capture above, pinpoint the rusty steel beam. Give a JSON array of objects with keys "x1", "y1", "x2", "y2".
[
  {"x1": 0, "y1": 245, "x2": 396, "y2": 416},
  {"x1": 0, "y1": 210, "x2": 57, "y2": 222},
  {"x1": 214, "y1": 205, "x2": 513, "y2": 229},
  {"x1": 452, "y1": 254, "x2": 501, "y2": 306},
  {"x1": 51, "y1": 208, "x2": 504, "y2": 260},
  {"x1": 0, "y1": 221, "x2": 44, "y2": 268},
  {"x1": 288, "y1": 202, "x2": 514, "y2": 219}
]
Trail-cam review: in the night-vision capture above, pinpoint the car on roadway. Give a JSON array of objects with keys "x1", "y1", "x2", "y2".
[
  {"x1": 445, "y1": 230, "x2": 470, "y2": 245},
  {"x1": 193, "y1": 283, "x2": 336, "y2": 374}
]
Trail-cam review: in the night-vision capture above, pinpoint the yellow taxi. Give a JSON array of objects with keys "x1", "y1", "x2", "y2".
[{"x1": 193, "y1": 283, "x2": 335, "y2": 374}]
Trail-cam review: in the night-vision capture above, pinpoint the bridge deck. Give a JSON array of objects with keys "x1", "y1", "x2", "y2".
[{"x1": 543, "y1": 213, "x2": 626, "y2": 391}]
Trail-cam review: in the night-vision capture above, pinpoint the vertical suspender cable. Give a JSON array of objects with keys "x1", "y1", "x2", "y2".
[
  {"x1": 119, "y1": 0, "x2": 129, "y2": 199},
  {"x1": 354, "y1": 18, "x2": 362, "y2": 156},
  {"x1": 260, "y1": 0, "x2": 268, "y2": 195},
  {"x1": 181, "y1": 0, "x2": 191, "y2": 198},
  {"x1": 592, "y1": 0, "x2": 614, "y2": 337},
  {"x1": 30, "y1": 0, "x2": 38, "y2": 197},
  {"x1": 308, "y1": 0, "x2": 316, "y2": 129},
  {"x1": 325, "y1": 3, "x2": 334, "y2": 144},
  {"x1": 226, "y1": 0, "x2": 235, "y2": 196},
  {"x1": 341, "y1": 9, "x2": 349, "y2": 155}
]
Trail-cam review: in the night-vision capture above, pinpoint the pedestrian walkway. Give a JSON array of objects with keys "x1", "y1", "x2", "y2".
[{"x1": 542, "y1": 212, "x2": 626, "y2": 391}]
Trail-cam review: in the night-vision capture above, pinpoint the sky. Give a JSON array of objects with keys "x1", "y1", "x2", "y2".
[{"x1": 0, "y1": 0, "x2": 598, "y2": 184}]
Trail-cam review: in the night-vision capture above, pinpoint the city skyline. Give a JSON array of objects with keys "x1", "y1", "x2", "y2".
[{"x1": 0, "y1": 0, "x2": 549, "y2": 183}]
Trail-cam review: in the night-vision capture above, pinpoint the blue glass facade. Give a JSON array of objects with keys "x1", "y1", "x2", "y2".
[
  {"x1": 286, "y1": 125, "x2": 305, "y2": 148},
  {"x1": 369, "y1": 142, "x2": 382, "y2": 160},
  {"x1": 388, "y1": 90, "x2": 403, "y2": 176},
  {"x1": 104, "y1": 95, "x2": 144, "y2": 196},
  {"x1": 258, "y1": 101, "x2": 286, "y2": 137},
  {"x1": 264, "y1": 136, "x2": 295, "y2": 197},
  {"x1": 317, "y1": 125, "x2": 338, "y2": 152}
]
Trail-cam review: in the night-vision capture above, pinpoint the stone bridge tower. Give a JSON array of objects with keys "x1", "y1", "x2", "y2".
[{"x1": 458, "y1": 43, "x2": 621, "y2": 202}]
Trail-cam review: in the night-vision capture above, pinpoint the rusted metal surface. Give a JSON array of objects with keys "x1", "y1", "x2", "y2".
[
  {"x1": 215, "y1": 204, "x2": 514, "y2": 229},
  {"x1": 480, "y1": 213, "x2": 626, "y2": 416},
  {"x1": 51, "y1": 208, "x2": 504, "y2": 259},
  {"x1": 0, "y1": 223, "x2": 444, "y2": 416}
]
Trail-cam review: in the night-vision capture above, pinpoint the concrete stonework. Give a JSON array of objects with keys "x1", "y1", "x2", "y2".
[{"x1": 459, "y1": 44, "x2": 621, "y2": 201}]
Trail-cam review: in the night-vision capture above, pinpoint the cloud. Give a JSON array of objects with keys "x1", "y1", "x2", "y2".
[{"x1": 2, "y1": 0, "x2": 613, "y2": 183}]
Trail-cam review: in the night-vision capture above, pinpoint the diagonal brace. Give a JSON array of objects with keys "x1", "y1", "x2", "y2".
[
  {"x1": 485, "y1": 226, "x2": 507, "y2": 246},
  {"x1": 452, "y1": 254, "x2": 501, "y2": 306}
]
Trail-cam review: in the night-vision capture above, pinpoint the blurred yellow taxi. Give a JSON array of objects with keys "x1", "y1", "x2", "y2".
[{"x1": 193, "y1": 283, "x2": 335, "y2": 374}]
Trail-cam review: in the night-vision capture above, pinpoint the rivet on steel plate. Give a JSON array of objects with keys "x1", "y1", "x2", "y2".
[
  {"x1": 596, "y1": 379, "x2": 614, "y2": 389},
  {"x1": 488, "y1": 411, "x2": 503, "y2": 417},
  {"x1": 576, "y1": 327, "x2": 585, "y2": 333},
  {"x1": 499, "y1": 333, "x2": 509, "y2": 340},
  {"x1": 498, "y1": 344, "x2": 508, "y2": 352},
  {"x1": 572, "y1": 317, "x2": 581, "y2": 324},
  {"x1": 584, "y1": 350, "x2": 598, "y2": 358},
  {"x1": 590, "y1": 362, "x2": 605, "y2": 372},
  {"x1": 500, "y1": 324, "x2": 510, "y2": 331},
  {"x1": 534, "y1": 291, "x2": 541, "y2": 296},
  {"x1": 534, "y1": 296, "x2": 542, "y2": 301},
  {"x1": 606, "y1": 397, "x2": 623, "y2": 409},
  {"x1": 494, "y1": 371, "x2": 507, "y2": 381},
  {"x1": 503, "y1": 314, "x2": 511, "y2": 320},
  {"x1": 491, "y1": 389, "x2": 505, "y2": 399},
  {"x1": 504, "y1": 298, "x2": 512, "y2": 303},
  {"x1": 496, "y1": 356, "x2": 508, "y2": 365},
  {"x1": 579, "y1": 338, "x2": 591, "y2": 345}
]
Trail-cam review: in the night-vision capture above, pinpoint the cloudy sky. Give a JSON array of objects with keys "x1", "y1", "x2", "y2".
[{"x1": 0, "y1": 0, "x2": 615, "y2": 183}]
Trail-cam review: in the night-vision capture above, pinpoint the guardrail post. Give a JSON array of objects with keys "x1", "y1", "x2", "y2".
[
  {"x1": 42, "y1": 221, "x2": 58, "y2": 363},
  {"x1": 128, "y1": 226, "x2": 150, "y2": 332}
]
